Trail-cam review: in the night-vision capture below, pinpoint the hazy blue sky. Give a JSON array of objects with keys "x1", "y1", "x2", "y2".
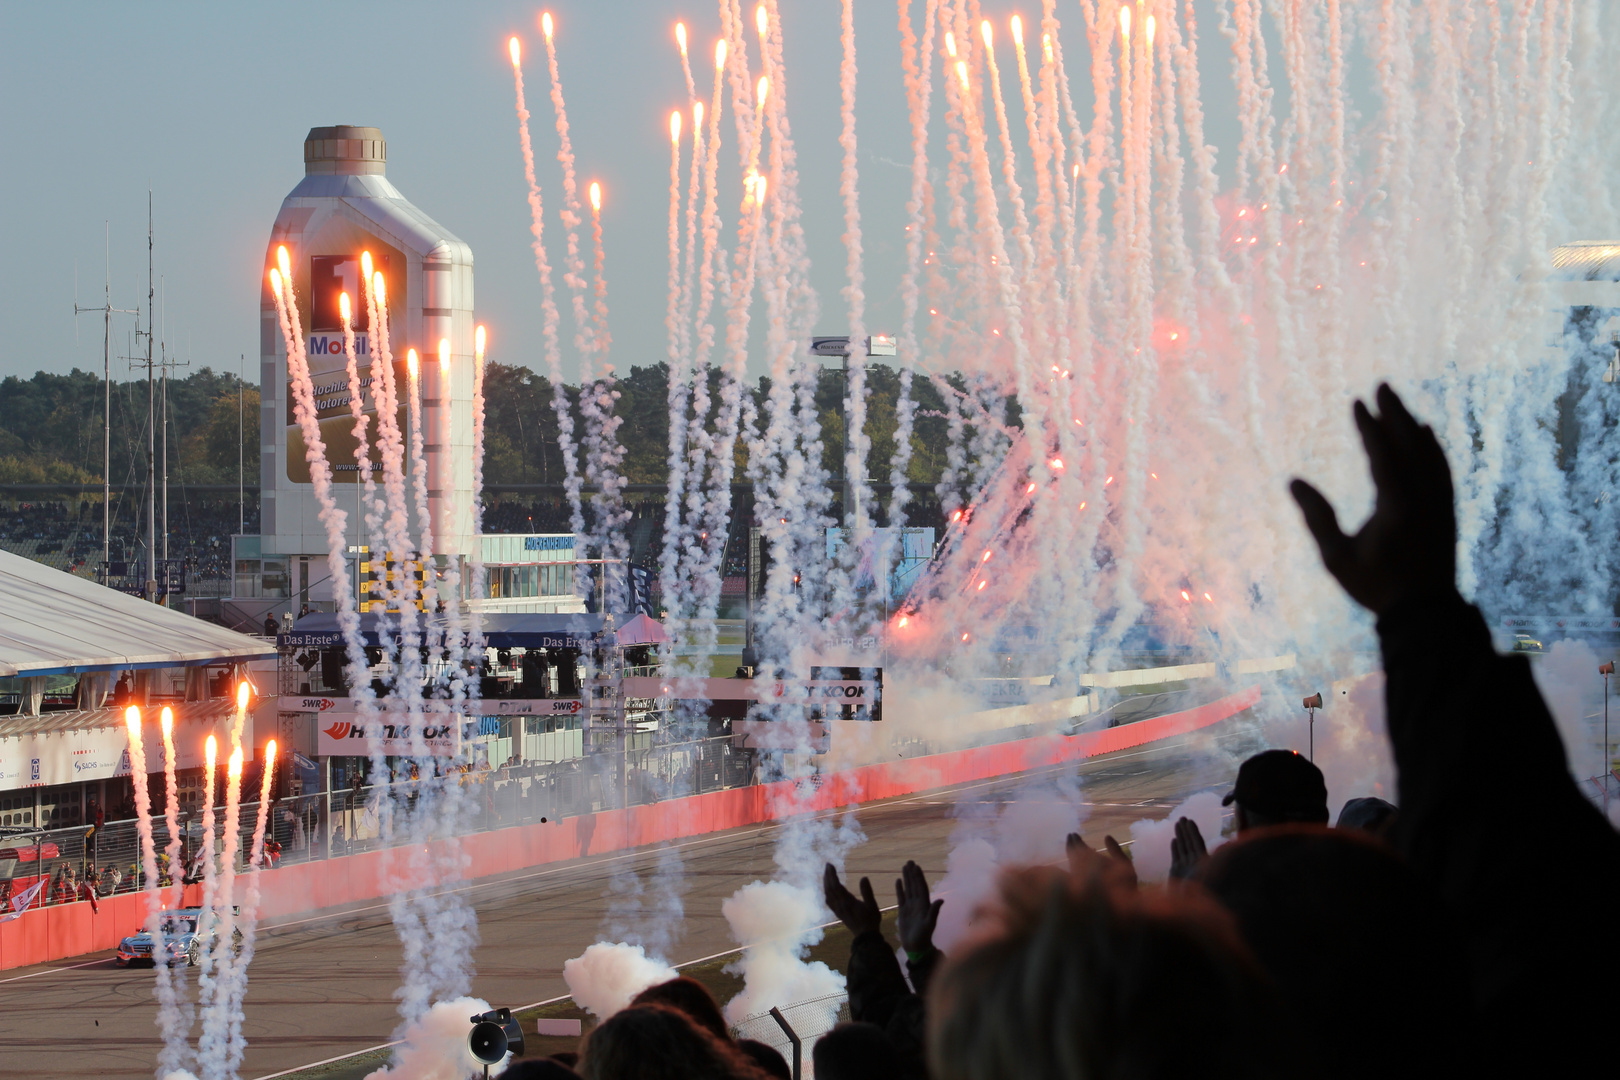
[{"x1": 0, "y1": 1, "x2": 1255, "y2": 385}]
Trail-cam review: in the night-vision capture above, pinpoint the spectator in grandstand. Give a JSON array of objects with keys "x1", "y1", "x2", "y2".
[
  {"x1": 578, "y1": 1003, "x2": 769, "y2": 1080},
  {"x1": 823, "y1": 860, "x2": 941, "y2": 1080},
  {"x1": 734, "y1": 1041, "x2": 790, "y2": 1080},
  {"x1": 927, "y1": 866, "x2": 1284, "y2": 1080},
  {"x1": 626, "y1": 975, "x2": 790, "y2": 1079},
  {"x1": 1200, "y1": 826, "x2": 1468, "y2": 1080},
  {"x1": 1290, "y1": 383, "x2": 1620, "y2": 1074},
  {"x1": 1334, "y1": 795, "x2": 1397, "y2": 837},
  {"x1": 813, "y1": 1023, "x2": 902, "y2": 1080},
  {"x1": 630, "y1": 976, "x2": 729, "y2": 1040},
  {"x1": 1166, "y1": 749, "x2": 1329, "y2": 880},
  {"x1": 1223, "y1": 750, "x2": 1330, "y2": 832}
]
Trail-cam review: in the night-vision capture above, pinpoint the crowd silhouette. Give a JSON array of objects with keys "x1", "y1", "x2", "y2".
[{"x1": 509, "y1": 387, "x2": 1618, "y2": 1080}]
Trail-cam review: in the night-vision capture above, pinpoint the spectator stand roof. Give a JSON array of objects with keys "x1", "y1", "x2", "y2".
[
  {"x1": 0, "y1": 549, "x2": 277, "y2": 678},
  {"x1": 284, "y1": 611, "x2": 668, "y2": 651}
]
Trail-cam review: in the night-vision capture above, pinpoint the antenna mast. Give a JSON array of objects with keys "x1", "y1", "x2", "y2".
[{"x1": 74, "y1": 221, "x2": 136, "y2": 584}]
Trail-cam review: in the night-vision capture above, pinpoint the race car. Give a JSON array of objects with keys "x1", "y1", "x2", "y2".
[
  {"x1": 115, "y1": 909, "x2": 198, "y2": 967},
  {"x1": 115, "y1": 907, "x2": 243, "y2": 968}
]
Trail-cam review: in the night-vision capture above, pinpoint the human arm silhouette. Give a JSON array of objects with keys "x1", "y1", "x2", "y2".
[{"x1": 1290, "y1": 384, "x2": 1620, "y2": 1072}]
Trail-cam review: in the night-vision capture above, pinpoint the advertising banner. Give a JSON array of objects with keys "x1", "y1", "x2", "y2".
[
  {"x1": 0, "y1": 711, "x2": 252, "y2": 792},
  {"x1": 315, "y1": 716, "x2": 460, "y2": 757},
  {"x1": 282, "y1": 695, "x2": 577, "y2": 718}
]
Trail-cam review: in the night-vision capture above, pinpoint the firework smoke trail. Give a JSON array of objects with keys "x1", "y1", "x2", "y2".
[
  {"x1": 979, "y1": 19, "x2": 1038, "y2": 331},
  {"x1": 540, "y1": 13, "x2": 602, "y2": 520},
  {"x1": 196, "y1": 695, "x2": 247, "y2": 1080},
  {"x1": 509, "y1": 38, "x2": 583, "y2": 536},
  {"x1": 153, "y1": 706, "x2": 190, "y2": 1077},
  {"x1": 542, "y1": 13, "x2": 592, "y2": 366},
  {"x1": 544, "y1": 19, "x2": 630, "y2": 608},
  {"x1": 686, "y1": 40, "x2": 737, "y2": 637},
  {"x1": 388, "y1": 346, "x2": 452, "y2": 1027},
  {"x1": 191, "y1": 734, "x2": 218, "y2": 1078},
  {"x1": 362, "y1": 268, "x2": 409, "y2": 816},
  {"x1": 664, "y1": 96, "x2": 709, "y2": 627},
  {"x1": 661, "y1": 111, "x2": 691, "y2": 614},
  {"x1": 340, "y1": 291, "x2": 378, "y2": 537},
  {"x1": 952, "y1": 22, "x2": 1040, "y2": 505},
  {"x1": 837, "y1": 0, "x2": 871, "y2": 556},
  {"x1": 419, "y1": 341, "x2": 481, "y2": 1013},
  {"x1": 888, "y1": 0, "x2": 939, "y2": 530},
  {"x1": 676, "y1": 19, "x2": 697, "y2": 100},
  {"x1": 222, "y1": 739, "x2": 276, "y2": 1080},
  {"x1": 586, "y1": 186, "x2": 632, "y2": 612},
  {"x1": 123, "y1": 708, "x2": 175, "y2": 1070},
  {"x1": 695, "y1": 5, "x2": 765, "y2": 628},
  {"x1": 272, "y1": 257, "x2": 387, "y2": 816},
  {"x1": 1012, "y1": 15, "x2": 1053, "y2": 273}
]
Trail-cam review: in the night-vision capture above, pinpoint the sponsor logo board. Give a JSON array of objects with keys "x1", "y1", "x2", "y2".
[{"x1": 316, "y1": 719, "x2": 460, "y2": 758}]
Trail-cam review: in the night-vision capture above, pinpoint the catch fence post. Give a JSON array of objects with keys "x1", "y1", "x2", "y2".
[{"x1": 769, "y1": 1006, "x2": 802, "y2": 1080}]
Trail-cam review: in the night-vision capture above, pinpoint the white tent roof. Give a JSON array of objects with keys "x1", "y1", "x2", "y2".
[{"x1": 0, "y1": 549, "x2": 276, "y2": 677}]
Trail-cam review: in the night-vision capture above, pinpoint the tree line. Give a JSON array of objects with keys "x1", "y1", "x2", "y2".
[{"x1": 0, "y1": 362, "x2": 990, "y2": 491}]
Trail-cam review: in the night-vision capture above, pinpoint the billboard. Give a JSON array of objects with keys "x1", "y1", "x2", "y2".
[
  {"x1": 283, "y1": 246, "x2": 408, "y2": 485},
  {"x1": 315, "y1": 716, "x2": 460, "y2": 757}
]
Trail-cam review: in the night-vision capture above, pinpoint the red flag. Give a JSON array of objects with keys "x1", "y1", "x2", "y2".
[{"x1": 77, "y1": 881, "x2": 100, "y2": 915}]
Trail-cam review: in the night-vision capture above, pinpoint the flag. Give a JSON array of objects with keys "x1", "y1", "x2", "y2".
[
  {"x1": 77, "y1": 881, "x2": 100, "y2": 915},
  {"x1": 1, "y1": 878, "x2": 47, "y2": 922}
]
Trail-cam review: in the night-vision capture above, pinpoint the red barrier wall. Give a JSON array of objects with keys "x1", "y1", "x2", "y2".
[{"x1": 1, "y1": 686, "x2": 1257, "y2": 970}]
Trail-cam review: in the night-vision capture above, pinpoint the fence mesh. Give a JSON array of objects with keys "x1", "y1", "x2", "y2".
[{"x1": 730, "y1": 994, "x2": 851, "y2": 1076}]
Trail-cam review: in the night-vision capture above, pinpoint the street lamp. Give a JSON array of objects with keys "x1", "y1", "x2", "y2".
[
  {"x1": 1303, "y1": 692, "x2": 1323, "y2": 761},
  {"x1": 1601, "y1": 661, "x2": 1614, "y2": 814}
]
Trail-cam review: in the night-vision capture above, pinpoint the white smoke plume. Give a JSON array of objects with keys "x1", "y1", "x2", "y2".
[
  {"x1": 604, "y1": 842, "x2": 686, "y2": 963},
  {"x1": 720, "y1": 804, "x2": 864, "y2": 1025},
  {"x1": 720, "y1": 880, "x2": 844, "y2": 1026},
  {"x1": 1126, "y1": 790, "x2": 1229, "y2": 885},
  {"x1": 1534, "y1": 639, "x2": 1609, "y2": 787},
  {"x1": 931, "y1": 770, "x2": 1090, "y2": 952},
  {"x1": 564, "y1": 942, "x2": 680, "y2": 1020},
  {"x1": 364, "y1": 996, "x2": 507, "y2": 1080}
]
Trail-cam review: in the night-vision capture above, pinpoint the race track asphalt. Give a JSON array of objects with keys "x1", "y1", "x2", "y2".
[{"x1": 0, "y1": 723, "x2": 1261, "y2": 1080}]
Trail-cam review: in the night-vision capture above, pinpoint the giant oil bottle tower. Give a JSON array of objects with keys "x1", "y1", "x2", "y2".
[{"x1": 254, "y1": 126, "x2": 475, "y2": 610}]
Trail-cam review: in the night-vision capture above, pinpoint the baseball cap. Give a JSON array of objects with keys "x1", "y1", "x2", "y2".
[{"x1": 1222, "y1": 749, "x2": 1329, "y2": 822}]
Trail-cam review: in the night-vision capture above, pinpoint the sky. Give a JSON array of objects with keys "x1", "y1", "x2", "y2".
[{"x1": 0, "y1": 1, "x2": 1255, "y2": 387}]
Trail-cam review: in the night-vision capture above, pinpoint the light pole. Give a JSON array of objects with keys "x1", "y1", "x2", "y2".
[
  {"x1": 1601, "y1": 661, "x2": 1613, "y2": 815},
  {"x1": 1303, "y1": 692, "x2": 1323, "y2": 761}
]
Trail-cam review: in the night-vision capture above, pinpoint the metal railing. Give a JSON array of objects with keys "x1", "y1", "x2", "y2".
[{"x1": 0, "y1": 735, "x2": 757, "y2": 911}]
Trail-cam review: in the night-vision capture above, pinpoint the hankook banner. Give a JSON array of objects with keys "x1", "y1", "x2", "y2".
[{"x1": 316, "y1": 717, "x2": 461, "y2": 757}]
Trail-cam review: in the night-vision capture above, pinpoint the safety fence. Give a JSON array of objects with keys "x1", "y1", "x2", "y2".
[
  {"x1": 731, "y1": 994, "x2": 852, "y2": 1080},
  {"x1": 1, "y1": 685, "x2": 1262, "y2": 970},
  {"x1": 1, "y1": 735, "x2": 756, "y2": 907}
]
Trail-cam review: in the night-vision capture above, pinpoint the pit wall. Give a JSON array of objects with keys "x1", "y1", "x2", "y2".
[{"x1": 0, "y1": 685, "x2": 1260, "y2": 972}]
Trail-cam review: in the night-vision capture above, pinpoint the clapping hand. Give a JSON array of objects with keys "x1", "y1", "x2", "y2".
[
  {"x1": 1067, "y1": 832, "x2": 1138, "y2": 891},
  {"x1": 1168, "y1": 817, "x2": 1209, "y2": 881},
  {"x1": 824, "y1": 862, "x2": 882, "y2": 936},
  {"x1": 895, "y1": 860, "x2": 943, "y2": 954},
  {"x1": 1290, "y1": 384, "x2": 1457, "y2": 615}
]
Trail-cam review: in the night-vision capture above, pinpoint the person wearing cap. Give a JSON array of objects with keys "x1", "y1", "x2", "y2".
[
  {"x1": 1168, "y1": 749, "x2": 1331, "y2": 880},
  {"x1": 1221, "y1": 748, "x2": 1330, "y2": 831}
]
